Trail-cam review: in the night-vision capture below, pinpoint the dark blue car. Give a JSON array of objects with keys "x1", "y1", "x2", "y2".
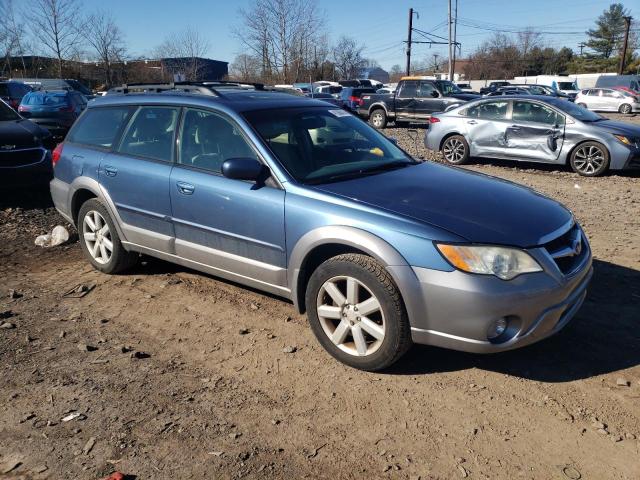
[
  {"x1": 50, "y1": 87, "x2": 592, "y2": 371},
  {"x1": 19, "y1": 90, "x2": 87, "y2": 140}
]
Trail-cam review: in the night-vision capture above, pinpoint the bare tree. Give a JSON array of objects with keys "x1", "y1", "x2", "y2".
[
  {"x1": 332, "y1": 36, "x2": 366, "y2": 80},
  {"x1": 154, "y1": 28, "x2": 211, "y2": 81},
  {"x1": 229, "y1": 54, "x2": 261, "y2": 82},
  {"x1": 27, "y1": 0, "x2": 86, "y2": 78},
  {"x1": 236, "y1": 0, "x2": 326, "y2": 83},
  {"x1": 0, "y1": 0, "x2": 30, "y2": 77},
  {"x1": 83, "y1": 11, "x2": 126, "y2": 87}
]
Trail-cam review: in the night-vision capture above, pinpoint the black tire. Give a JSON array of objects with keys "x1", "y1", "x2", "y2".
[
  {"x1": 78, "y1": 198, "x2": 138, "y2": 274},
  {"x1": 369, "y1": 108, "x2": 387, "y2": 129},
  {"x1": 305, "y1": 253, "x2": 411, "y2": 371},
  {"x1": 441, "y1": 134, "x2": 470, "y2": 165},
  {"x1": 619, "y1": 103, "x2": 632, "y2": 114},
  {"x1": 569, "y1": 141, "x2": 610, "y2": 177}
]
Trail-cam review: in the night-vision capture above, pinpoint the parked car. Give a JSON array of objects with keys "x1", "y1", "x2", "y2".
[
  {"x1": 305, "y1": 92, "x2": 342, "y2": 107},
  {"x1": 359, "y1": 78, "x2": 480, "y2": 128},
  {"x1": 456, "y1": 83, "x2": 478, "y2": 94},
  {"x1": 313, "y1": 85, "x2": 343, "y2": 98},
  {"x1": 0, "y1": 81, "x2": 33, "y2": 110},
  {"x1": 595, "y1": 74, "x2": 640, "y2": 94},
  {"x1": 486, "y1": 87, "x2": 531, "y2": 96},
  {"x1": 512, "y1": 84, "x2": 573, "y2": 101},
  {"x1": 51, "y1": 88, "x2": 593, "y2": 371},
  {"x1": 574, "y1": 88, "x2": 639, "y2": 114},
  {"x1": 533, "y1": 76, "x2": 580, "y2": 98},
  {"x1": 14, "y1": 78, "x2": 95, "y2": 99},
  {"x1": 426, "y1": 95, "x2": 640, "y2": 176},
  {"x1": 479, "y1": 81, "x2": 511, "y2": 95},
  {"x1": 18, "y1": 90, "x2": 88, "y2": 140},
  {"x1": 0, "y1": 98, "x2": 53, "y2": 187},
  {"x1": 339, "y1": 87, "x2": 376, "y2": 112}
]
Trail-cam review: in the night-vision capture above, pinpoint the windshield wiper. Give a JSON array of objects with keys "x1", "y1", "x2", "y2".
[{"x1": 306, "y1": 160, "x2": 416, "y2": 185}]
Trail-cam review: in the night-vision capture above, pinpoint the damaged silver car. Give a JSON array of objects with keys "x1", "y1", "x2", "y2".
[{"x1": 425, "y1": 96, "x2": 640, "y2": 176}]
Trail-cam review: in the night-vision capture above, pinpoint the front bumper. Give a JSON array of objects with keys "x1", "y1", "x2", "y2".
[
  {"x1": 407, "y1": 239, "x2": 593, "y2": 353},
  {"x1": 0, "y1": 148, "x2": 52, "y2": 188}
]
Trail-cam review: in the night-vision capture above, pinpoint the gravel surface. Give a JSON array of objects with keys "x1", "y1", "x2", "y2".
[{"x1": 0, "y1": 113, "x2": 638, "y2": 479}]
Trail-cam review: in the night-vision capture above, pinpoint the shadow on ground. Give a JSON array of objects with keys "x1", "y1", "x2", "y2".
[
  {"x1": 0, "y1": 184, "x2": 53, "y2": 209},
  {"x1": 390, "y1": 259, "x2": 640, "y2": 382}
]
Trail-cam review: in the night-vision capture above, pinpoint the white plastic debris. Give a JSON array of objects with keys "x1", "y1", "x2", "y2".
[
  {"x1": 35, "y1": 226, "x2": 69, "y2": 247},
  {"x1": 574, "y1": 184, "x2": 581, "y2": 189}
]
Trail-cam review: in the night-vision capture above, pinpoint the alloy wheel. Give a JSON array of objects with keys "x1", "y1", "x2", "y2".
[
  {"x1": 372, "y1": 112, "x2": 384, "y2": 128},
  {"x1": 573, "y1": 145, "x2": 605, "y2": 175},
  {"x1": 443, "y1": 137, "x2": 466, "y2": 163},
  {"x1": 620, "y1": 104, "x2": 631, "y2": 114},
  {"x1": 316, "y1": 275, "x2": 385, "y2": 357},
  {"x1": 82, "y1": 210, "x2": 113, "y2": 265}
]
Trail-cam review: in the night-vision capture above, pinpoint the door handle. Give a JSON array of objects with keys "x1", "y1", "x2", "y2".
[
  {"x1": 177, "y1": 182, "x2": 195, "y2": 195},
  {"x1": 104, "y1": 165, "x2": 117, "y2": 177},
  {"x1": 467, "y1": 120, "x2": 477, "y2": 125}
]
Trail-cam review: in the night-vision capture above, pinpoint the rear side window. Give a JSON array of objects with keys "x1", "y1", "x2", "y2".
[
  {"x1": 398, "y1": 81, "x2": 418, "y2": 98},
  {"x1": 118, "y1": 106, "x2": 180, "y2": 162},
  {"x1": 467, "y1": 101, "x2": 508, "y2": 120},
  {"x1": 67, "y1": 107, "x2": 133, "y2": 149},
  {"x1": 23, "y1": 94, "x2": 68, "y2": 106}
]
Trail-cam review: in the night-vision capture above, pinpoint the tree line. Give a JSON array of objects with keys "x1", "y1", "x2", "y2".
[{"x1": 462, "y1": 3, "x2": 638, "y2": 80}]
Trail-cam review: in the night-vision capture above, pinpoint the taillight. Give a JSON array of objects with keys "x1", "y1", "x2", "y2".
[
  {"x1": 429, "y1": 117, "x2": 440, "y2": 123},
  {"x1": 9, "y1": 99, "x2": 19, "y2": 109},
  {"x1": 349, "y1": 95, "x2": 359, "y2": 103},
  {"x1": 18, "y1": 105, "x2": 29, "y2": 112},
  {"x1": 52, "y1": 143, "x2": 64, "y2": 167}
]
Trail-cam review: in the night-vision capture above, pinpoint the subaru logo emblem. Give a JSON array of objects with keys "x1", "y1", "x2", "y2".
[
  {"x1": 1, "y1": 144, "x2": 15, "y2": 150},
  {"x1": 571, "y1": 237, "x2": 582, "y2": 256}
]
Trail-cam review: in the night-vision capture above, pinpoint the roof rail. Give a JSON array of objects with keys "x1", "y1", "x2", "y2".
[{"x1": 108, "y1": 80, "x2": 265, "y2": 97}]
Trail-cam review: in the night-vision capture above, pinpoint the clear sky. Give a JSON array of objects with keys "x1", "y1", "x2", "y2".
[{"x1": 81, "y1": 0, "x2": 633, "y2": 70}]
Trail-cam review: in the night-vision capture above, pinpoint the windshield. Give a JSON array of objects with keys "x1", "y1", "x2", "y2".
[
  {"x1": 23, "y1": 93, "x2": 68, "y2": 106},
  {"x1": 557, "y1": 82, "x2": 577, "y2": 90},
  {"x1": 436, "y1": 80, "x2": 463, "y2": 95},
  {"x1": 554, "y1": 101, "x2": 603, "y2": 122},
  {"x1": 0, "y1": 99, "x2": 20, "y2": 121},
  {"x1": 244, "y1": 107, "x2": 415, "y2": 184}
]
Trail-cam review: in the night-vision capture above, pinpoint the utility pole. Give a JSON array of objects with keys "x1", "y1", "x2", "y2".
[
  {"x1": 451, "y1": 0, "x2": 458, "y2": 81},
  {"x1": 406, "y1": 8, "x2": 414, "y2": 76},
  {"x1": 578, "y1": 43, "x2": 586, "y2": 56},
  {"x1": 448, "y1": 0, "x2": 453, "y2": 80},
  {"x1": 618, "y1": 16, "x2": 632, "y2": 75}
]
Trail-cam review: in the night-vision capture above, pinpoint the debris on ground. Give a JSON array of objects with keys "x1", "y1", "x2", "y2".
[
  {"x1": 34, "y1": 225, "x2": 69, "y2": 247},
  {"x1": 62, "y1": 283, "x2": 95, "y2": 298},
  {"x1": 616, "y1": 377, "x2": 630, "y2": 387},
  {"x1": 82, "y1": 436, "x2": 96, "y2": 455},
  {"x1": 61, "y1": 412, "x2": 86, "y2": 422},
  {"x1": 282, "y1": 346, "x2": 297, "y2": 354}
]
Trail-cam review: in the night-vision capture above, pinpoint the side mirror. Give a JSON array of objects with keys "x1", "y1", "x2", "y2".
[
  {"x1": 431, "y1": 91, "x2": 440, "y2": 98},
  {"x1": 222, "y1": 158, "x2": 267, "y2": 182}
]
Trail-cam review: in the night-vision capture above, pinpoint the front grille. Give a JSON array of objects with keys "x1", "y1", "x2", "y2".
[
  {"x1": 542, "y1": 224, "x2": 587, "y2": 276},
  {"x1": 0, "y1": 148, "x2": 46, "y2": 168}
]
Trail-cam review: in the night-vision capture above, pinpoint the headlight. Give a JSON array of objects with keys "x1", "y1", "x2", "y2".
[
  {"x1": 613, "y1": 134, "x2": 634, "y2": 146},
  {"x1": 436, "y1": 244, "x2": 542, "y2": 280}
]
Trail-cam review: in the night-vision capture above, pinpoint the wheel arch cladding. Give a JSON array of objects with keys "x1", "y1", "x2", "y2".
[
  {"x1": 71, "y1": 188, "x2": 97, "y2": 225},
  {"x1": 288, "y1": 226, "x2": 417, "y2": 316}
]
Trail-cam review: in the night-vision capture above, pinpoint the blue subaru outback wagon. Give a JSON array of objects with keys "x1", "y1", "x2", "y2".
[{"x1": 50, "y1": 85, "x2": 593, "y2": 371}]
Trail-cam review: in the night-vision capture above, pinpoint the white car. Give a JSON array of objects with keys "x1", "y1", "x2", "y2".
[{"x1": 574, "y1": 88, "x2": 640, "y2": 114}]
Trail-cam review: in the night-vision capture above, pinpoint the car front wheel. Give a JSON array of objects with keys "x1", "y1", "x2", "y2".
[
  {"x1": 369, "y1": 109, "x2": 387, "y2": 129},
  {"x1": 78, "y1": 198, "x2": 138, "y2": 274},
  {"x1": 619, "y1": 103, "x2": 632, "y2": 114},
  {"x1": 441, "y1": 135, "x2": 470, "y2": 165},
  {"x1": 305, "y1": 254, "x2": 411, "y2": 371},
  {"x1": 569, "y1": 142, "x2": 610, "y2": 177}
]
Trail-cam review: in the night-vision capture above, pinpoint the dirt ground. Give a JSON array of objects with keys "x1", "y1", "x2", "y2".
[{"x1": 1, "y1": 113, "x2": 639, "y2": 480}]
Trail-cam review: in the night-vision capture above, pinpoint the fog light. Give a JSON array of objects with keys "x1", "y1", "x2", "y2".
[{"x1": 487, "y1": 318, "x2": 508, "y2": 340}]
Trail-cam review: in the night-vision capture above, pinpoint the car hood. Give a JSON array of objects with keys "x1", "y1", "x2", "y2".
[
  {"x1": 589, "y1": 119, "x2": 640, "y2": 137},
  {"x1": 313, "y1": 162, "x2": 572, "y2": 247},
  {"x1": 0, "y1": 119, "x2": 46, "y2": 149}
]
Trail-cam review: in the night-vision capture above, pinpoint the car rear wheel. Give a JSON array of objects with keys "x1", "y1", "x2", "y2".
[
  {"x1": 619, "y1": 103, "x2": 632, "y2": 114},
  {"x1": 305, "y1": 254, "x2": 411, "y2": 371},
  {"x1": 441, "y1": 135, "x2": 470, "y2": 165},
  {"x1": 369, "y1": 109, "x2": 387, "y2": 129},
  {"x1": 569, "y1": 142, "x2": 610, "y2": 177},
  {"x1": 78, "y1": 198, "x2": 138, "y2": 274}
]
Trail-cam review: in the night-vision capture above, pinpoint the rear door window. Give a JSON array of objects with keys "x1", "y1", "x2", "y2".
[
  {"x1": 67, "y1": 106, "x2": 133, "y2": 149},
  {"x1": 397, "y1": 81, "x2": 418, "y2": 98},
  {"x1": 467, "y1": 101, "x2": 508, "y2": 120},
  {"x1": 117, "y1": 106, "x2": 180, "y2": 162}
]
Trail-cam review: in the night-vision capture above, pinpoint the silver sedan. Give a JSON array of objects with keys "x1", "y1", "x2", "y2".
[{"x1": 425, "y1": 96, "x2": 640, "y2": 176}]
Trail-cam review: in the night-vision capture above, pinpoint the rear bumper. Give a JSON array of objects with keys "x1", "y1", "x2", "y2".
[
  {"x1": 50, "y1": 177, "x2": 73, "y2": 223},
  {"x1": 407, "y1": 241, "x2": 593, "y2": 353}
]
